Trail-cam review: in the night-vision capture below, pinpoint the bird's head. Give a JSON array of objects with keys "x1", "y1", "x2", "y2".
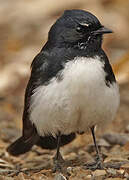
[{"x1": 48, "y1": 9, "x2": 112, "y2": 50}]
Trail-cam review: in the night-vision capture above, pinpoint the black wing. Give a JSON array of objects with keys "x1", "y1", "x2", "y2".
[{"x1": 7, "y1": 51, "x2": 76, "y2": 155}]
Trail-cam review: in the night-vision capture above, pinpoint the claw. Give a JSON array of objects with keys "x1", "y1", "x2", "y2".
[
  {"x1": 84, "y1": 154, "x2": 104, "y2": 170},
  {"x1": 52, "y1": 152, "x2": 65, "y2": 173}
]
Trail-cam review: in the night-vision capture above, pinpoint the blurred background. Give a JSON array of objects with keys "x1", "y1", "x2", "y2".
[{"x1": 0, "y1": 0, "x2": 129, "y2": 179}]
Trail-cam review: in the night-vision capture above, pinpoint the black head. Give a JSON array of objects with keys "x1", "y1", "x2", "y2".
[{"x1": 48, "y1": 9, "x2": 112, "y2": 50}]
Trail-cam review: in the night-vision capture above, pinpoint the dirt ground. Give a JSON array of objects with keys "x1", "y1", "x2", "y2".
[{"x1": 0, "y1": 0, "x2": 129, "y2": 179}]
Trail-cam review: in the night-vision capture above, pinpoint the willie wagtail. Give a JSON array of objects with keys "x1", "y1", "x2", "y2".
[{"x1": 7, "y1": 9, "x2": 120, "y2": 171}]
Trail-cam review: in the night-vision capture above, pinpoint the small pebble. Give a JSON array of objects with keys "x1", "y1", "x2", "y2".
[
  {"x1": 54, "y1": 173, "x2": 67, "y2": 180},
  {"x1": 92, "y1": 169, "x2": 107, "y2": 177},
  {"x1": 67, "y1": 167, "x2": 74, "y2": 174},
  {"x1": 103, "y1": 133, "x2": 129, "y2": 146},
  {"x1": 106, "y1": 168, "x2": 117, "y2": 175}
]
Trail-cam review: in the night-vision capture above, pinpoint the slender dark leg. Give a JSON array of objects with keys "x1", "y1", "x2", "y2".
[
  {"x1": 84, "y1": 126, "x2": 103, "y2": 170},
  {"x1": 52, "y1": 132, "x2": 64, "y2": 172},
  {"x1": 91, "y1": 126, "x2": 100, "y2": 158},
  {"x1": 56, "y1": 133, "x2": 61, "y2": 159}
]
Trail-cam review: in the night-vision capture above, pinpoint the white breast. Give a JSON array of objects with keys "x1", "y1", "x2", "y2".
[{"x1": 29, "y1": 56, "x2": 120, "y2": 136}]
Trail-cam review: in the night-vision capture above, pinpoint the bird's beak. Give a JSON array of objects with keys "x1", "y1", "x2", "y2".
[{"x1": 92, "y1": 26, "x2": 113, "y2": 35}]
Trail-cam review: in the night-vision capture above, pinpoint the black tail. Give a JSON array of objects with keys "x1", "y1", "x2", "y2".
[
  {"x1": 36, "y1": 133, "x2": 76, "y2": 149},
  {"x1": 7, "y1": 133, "x2": 76, "y2": 156},
  {"x1": 7, "y1": 135, "x2": 39, "y2": 156}
]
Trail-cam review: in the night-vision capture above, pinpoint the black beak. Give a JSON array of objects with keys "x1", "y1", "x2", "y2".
[{"x1": 92, "y1": 26, "x2": 113, "y2": 35}]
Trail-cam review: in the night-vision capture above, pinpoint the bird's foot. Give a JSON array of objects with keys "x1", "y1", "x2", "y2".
[
  {"x1": 52, "y1": 152, "x2": 65, "y2": 173},
  {"x1": 83, "y1": 154, "x2": 103, "y2": 171}
]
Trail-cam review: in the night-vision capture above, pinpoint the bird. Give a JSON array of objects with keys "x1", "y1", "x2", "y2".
[{"x1": 7, "y1": 9, "x2": 120, "y2": 172}]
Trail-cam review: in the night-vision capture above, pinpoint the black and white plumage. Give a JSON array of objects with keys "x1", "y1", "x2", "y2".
[{"x1": 7, "y1": 9, "x2": 119, "y2": 170}]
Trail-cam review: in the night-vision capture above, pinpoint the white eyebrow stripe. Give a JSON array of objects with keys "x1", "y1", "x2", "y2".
[{"x1": 80, "y1": 23, "x2": 89, "y2": 27}]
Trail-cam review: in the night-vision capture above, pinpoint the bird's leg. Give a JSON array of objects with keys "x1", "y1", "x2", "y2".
[
  {"x1": 52, "y1": 132, "x2": 65, "y2": 173},
  {"x1": 84, "y1": 126, "x2": 103, "y2": 170},
  {"x1": 91, "y1": 126, "x2": 103, "y2": 168}
]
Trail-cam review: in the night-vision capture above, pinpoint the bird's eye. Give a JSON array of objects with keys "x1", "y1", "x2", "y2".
[
  {"x1": 76, "y1": 25, "x2": 87, "y2": 33},
  {"x1": 76, "y1": 26, "x2": 82, "y2": 32},
  {"x1": 76, "y1": 25, "x2": 83, "y2": 33}
]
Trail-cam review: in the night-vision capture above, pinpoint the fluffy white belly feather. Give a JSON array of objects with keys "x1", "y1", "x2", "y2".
[{"x1": 29, "y1": 56, "x2": 120, "y2": 136}]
